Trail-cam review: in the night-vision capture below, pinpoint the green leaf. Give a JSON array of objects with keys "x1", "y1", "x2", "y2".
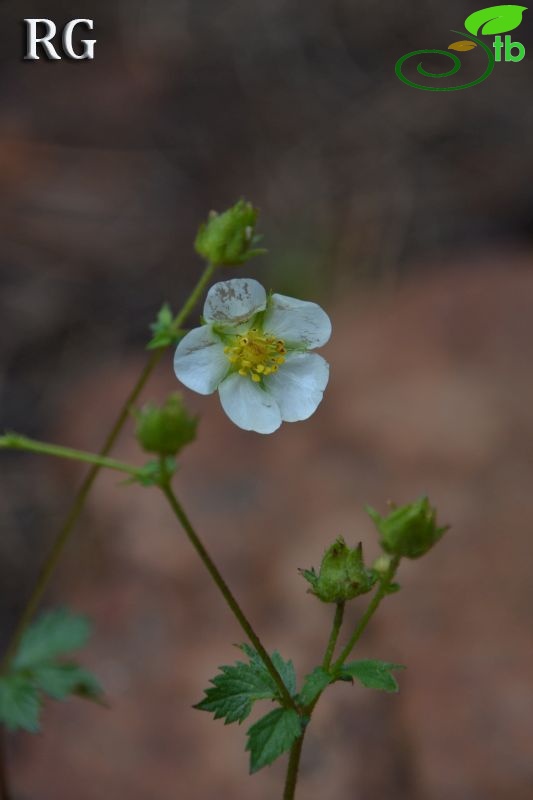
[
  {"x1": 0, "y1": 675, "x2": 41, "y2": 733},
  {"x1": 147, "y1": 303, "x2": 186, "y2": 350},
  {"x1": 1, "y1": 609, "x2": 104, "y2": 734},
  {"x1": 13, "y1": 609, "x2": 91, "y2": 670},
  {"x1": 464, "y1": 5, "x2": 527, "y2": 36},
  {"x1": 195, "y1": 662, "x2": 277, "y2": 724},
  {"x1": 33, "y1": 663, "x2": 103, "y2": 702},
  {"x1": 246, "y1": 708, "x2": 302, "y2": 773},
  {"x1": 339, "y1": 660, "x2": 405, "y2": 693},
  {"x1": 195, "y1": 645, "x2": 296, "y2": 725},
  {"x1": 298, "y1": 667, "x2": 332, "y2": 707},
  {"x1": 240, "y1": 644, "x2": 297, "y2": 698}
]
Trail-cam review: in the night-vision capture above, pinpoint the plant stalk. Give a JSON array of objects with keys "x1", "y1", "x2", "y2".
[
  {"x1": 322, "y1": 602, "x2": 345, "y2": 671},
  {"x1": 159, "y1": 482, "x2": 298, "y2": 713},
  {"x1": 332, "y1": 555, "x2": 400, "y2": 670},
  {"x1": 283, "y1": 558, "x2": 401, "y2": 799},
  {"x1": 283, "y1": 733, "x2": 305, "y2": 800}
]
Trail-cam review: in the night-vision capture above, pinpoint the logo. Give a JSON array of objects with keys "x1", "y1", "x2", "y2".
[
  {"x1": 24, "y1": 18, "x2": 96, "y2": 61},
  {"x1": 395, "y1": 4, "x2": 527, "y2": 90}
]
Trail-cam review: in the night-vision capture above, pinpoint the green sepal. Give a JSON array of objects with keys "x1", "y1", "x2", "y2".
[
  {"x1": 194, "y1": 199, "x2": 266, "y2": 267},
  {"x1": 300, "y1": 538, "x2": 377, "y2": 603},
  {"x1": 367, "y1": 497, "x2": 448, "y2": 559}
]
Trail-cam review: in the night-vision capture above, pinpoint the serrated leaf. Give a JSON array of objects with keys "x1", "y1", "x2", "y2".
[
  {"x1": 246, "y1": 708, "x2": 302, "y2": 773},
  {"x1": 298, "y1": 667, "x2": 332, "y2": 707},
  {"x1": 238, "y1": 645, "x2": 296, "y2": 698},
  {"x1": 33, "y1": 663, "x2": 103, "y2": 702},
  {"x1": 195, "y1": 663, "x2": 276, "y2": 724},
  {"x1": 448, "y1": 40, "x2": 477, "y2": 51},
  {"x1": 0, "y1": 675, "x2": 41, "y2": 732},
  {"x1": 13, "y1": 609, "x2": 90, "y2": 670},
  {"x1": 339, "y1": 660, "x2": 405, "y2": 693},
  {"x1": 195, "y1": 645, "x2": 296, "y2": 725},
  {"x1": 464, "y1": 5, "x2": 527, "y2": 36}
]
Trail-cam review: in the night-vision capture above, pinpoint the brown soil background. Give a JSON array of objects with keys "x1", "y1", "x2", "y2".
[{"x1": 1, "y1": 1, "x2": 533, "y2": 797}]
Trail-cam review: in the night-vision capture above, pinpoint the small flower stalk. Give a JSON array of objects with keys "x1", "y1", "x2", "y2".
[
  {"x1": 367, "y1": 496, "x2": 448, "y2": 559},
  {"x1": 301, "y1": 538, "x2": 377, "y2": 603}
]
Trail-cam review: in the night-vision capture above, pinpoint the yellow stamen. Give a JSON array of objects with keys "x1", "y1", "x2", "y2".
[{"x1": 224, "y1": 329, "x2": 287, "y2": 384}]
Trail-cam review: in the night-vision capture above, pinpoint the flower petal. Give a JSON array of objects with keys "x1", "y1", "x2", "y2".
[
  {"x1": 174, "y1": 326, "x2": 229, "y2": 395},
  {"x1": 218, "y1": 373, "x2": 282, "y2": 433},
  {"x1": 203, "y1": 279, "x2": 267, "y2": 325},
  {"x1": 263, "y1": 294, "x2": 332, "y2": 349},
  {"x1": 265, "y1": 352, "x2": 329, "y2": 422}
]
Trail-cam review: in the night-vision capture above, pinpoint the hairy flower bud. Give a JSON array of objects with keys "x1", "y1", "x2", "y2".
[
  {"x1": 194, "y1": 199, "x2": 265, "y2": 266},
  {"x1": 300, "y1": 538, "x2": 377, "y2": 603},
  {"x1": 367, "y1": 497, "x2": 448, "y2": 559},
  {"x1": 135, "y1": 394, "x2": 197, "y2": 456}
]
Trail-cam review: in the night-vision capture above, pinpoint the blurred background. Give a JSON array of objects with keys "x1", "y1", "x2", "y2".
[{"x1": 1, "y1": 0, "x2": 533, "y2": 797}]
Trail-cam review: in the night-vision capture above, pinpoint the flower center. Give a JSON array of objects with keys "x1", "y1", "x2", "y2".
[{"x1": 224, "y1": 328, "x2": 286, "y2": 382}]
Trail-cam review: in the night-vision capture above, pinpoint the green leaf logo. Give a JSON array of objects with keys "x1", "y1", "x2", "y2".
[{"x1": 464, "y1": 5, "x2": 527, "y2": 36}]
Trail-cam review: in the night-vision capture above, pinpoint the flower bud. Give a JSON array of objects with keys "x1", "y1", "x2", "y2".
[
  {"x1": 367, "y1": 496, "x2": 448, "y2": 559},
  {"x1": 135, "y1": 394, "x2": 197, "y2": 456},
  {"x1": 372, "y1": 554, "x2": 394, "y2": 576},
  {"x1": 300, "y1": 538, "x2": 377, "y2": 603},
  {"x1": 194, "y1": 199, "x2": 265, "y2": 266}
]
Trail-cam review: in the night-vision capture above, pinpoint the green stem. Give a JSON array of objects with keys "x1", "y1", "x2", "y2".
[
  {"x1": 0, "y1": 436, "x2": 139, "y2": 477},
  {"x1": 283, "y1": 733, "x2": 305, "y2": 800},
  {"x1": 0, "y1": 262, "x2": 216, "y2": 671},
  {"x1": 159, "y1": 482, "x2": 298, "y2": 713},
  {"x1": 283, "y1": 601, "x2": 346, "y2": 800},
  {"x1": 283, "y1": 559, "x2": 400, "y2": 800},
  {"x1": 332, "y1": 555, "x2": 401, "y2": 670},
  {"x1": 322, "y1": 602, "x2": 345, "y2": 671}
]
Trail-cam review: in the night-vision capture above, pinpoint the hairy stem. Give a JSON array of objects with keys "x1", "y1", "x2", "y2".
[
  {"x1": 322, "y1": 602, "x2": 345, "y2": 671},
  {"x1": 332, "y1": 555, "x2": 400, "y2": 670},
  {"x1": 283, "y1": 559, "x2": 401, "y2": 800},
  {"x1": 283, "y1": 733, "x2": 305, "y2": 800},
  {"x1": 283, "y1": 601, "x2": 345, "y2": 800},
  {"x1": 159, "y1": 482, "x2": 298, "y2": 713},
  {"x1": 0, "y1": 436, "x2": 140, "y2": 477},
  {"x1": 0, "y1": 261, "x2": 215, "y2": 670}
]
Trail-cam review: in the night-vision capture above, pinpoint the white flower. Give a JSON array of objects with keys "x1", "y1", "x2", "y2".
[{"x1": 174, "y1": 279, "x2": 331, "y2": 434}]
